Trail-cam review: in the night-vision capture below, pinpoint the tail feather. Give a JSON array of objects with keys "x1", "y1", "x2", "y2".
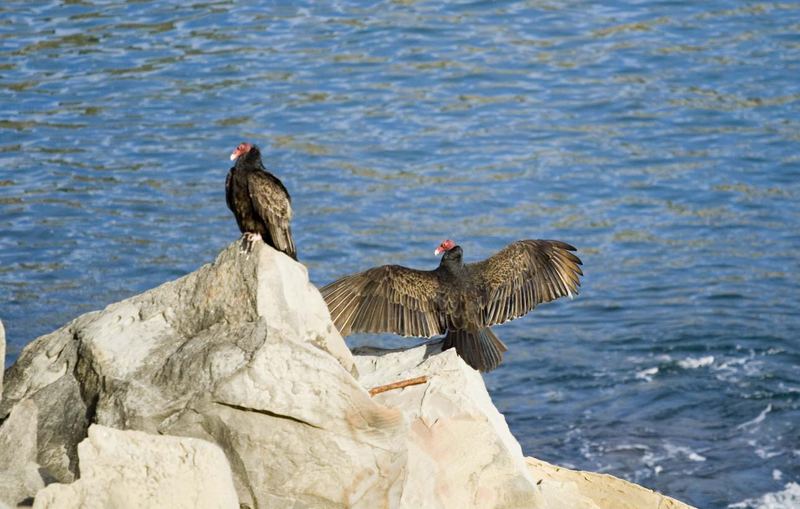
[{"x1": 442, "y1": 328, "x2": 507, "y2": 372}]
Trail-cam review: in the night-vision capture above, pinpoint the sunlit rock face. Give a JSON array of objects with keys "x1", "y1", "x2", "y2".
[{"x1": 1, "y1": 242, "x2": 693, "y2": 509}]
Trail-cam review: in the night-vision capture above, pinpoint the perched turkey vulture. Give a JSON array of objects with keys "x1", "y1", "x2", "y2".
[
  {"x1": 226, "y1": 142, "x2": 296, "y2": 259},
  {"x1": 321, "y1": 239, "x2": 583, "y2": 372}
]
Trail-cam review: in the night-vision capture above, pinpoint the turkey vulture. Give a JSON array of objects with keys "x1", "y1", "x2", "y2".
[
  {"x1": 321, "y1": 239, "x2": 583, "y2": 372},
  {"x1": 226, "y1": 142, "x2": 296, "y2": 259}
]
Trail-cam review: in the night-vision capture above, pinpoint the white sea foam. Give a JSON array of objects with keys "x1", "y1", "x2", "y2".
[
  {"x1": 737, "y1": 404, "x2": 772, "y2": 431},
  {"x1": 636, "y1": 442, "x2": 707, "y2": 476},
  {"x1": 728, "y1": 482, "x2": 800, "y2": 509},
  {"x1": 773, "y1": 470, "x2": 783, "y2": 481},
  {"x1": 716, "y1": 356, "x2": 748, "y2": 371},
  {"x1": 626, "y1": 354, "x2": 672, "y2": 364},
  {"x1": 636, "y1": 366, "x2": 658, "y2": 382},
  {"x1": 664, "y1": 443, "x2": 706, "y2": 462},
  {"x1": 713, "y1": 352, "x2": 763, "y2": 383},
  {"x1": 753, "y1": 444, "x2": 783, "y2": 460},
  {"x1": 779, "y1": 383, "x2": 800, "y2": 394},
  {"x1": 678, "y1": 355, "x2": 714, "y2": 369},
  {"x1": 610, "y1": 443, "x2": 650, "y2": 452}
]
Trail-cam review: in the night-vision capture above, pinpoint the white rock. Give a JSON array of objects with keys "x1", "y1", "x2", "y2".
[
  {"x1": 0, "y1": 399, "x2": 45, "y2": 507},
  {"x1": 34, "y1": 425, "x2": 239, "y2": 509},
  {"x1": 526, "y1": 457, "x2": 696, "y2": 509},
  {"x1": 0, "y1": 242, "x2": 355, "y2": 484},
  {"x1": 163, "y1": 323, "x2": 406, "y2": 508},
  {"x1": 0, "y1": 318, "x2": 4, "y2": 402},
  {"x1": 255, "y1": 246, "x2": 355, "y2": 372},
  {"x1": 354, "y1": 346, "x2": 538, "y2": 508}
]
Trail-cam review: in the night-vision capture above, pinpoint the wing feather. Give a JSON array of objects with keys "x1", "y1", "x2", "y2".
[
  {"x1": 247, "y1": 171, "x2": 296, "y2": 258},
  {"x1": 225, "y1": 168, "x2": 235, "y2": 212},
  {"x1": 470, "y1": 240, "x2": 583, "y2": 326},
  {"x1": 320, "y1": 265, "x2": 444, "y2": 338}
]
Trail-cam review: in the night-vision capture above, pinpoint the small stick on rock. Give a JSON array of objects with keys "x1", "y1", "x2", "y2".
[{"x1": 368, "y1": 376, "x2": 428, "y2": 397}]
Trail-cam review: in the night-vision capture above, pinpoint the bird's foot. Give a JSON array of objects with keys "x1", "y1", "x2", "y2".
[{"x1": 240, "y1": 232, "x2": 262, "y2": 255}]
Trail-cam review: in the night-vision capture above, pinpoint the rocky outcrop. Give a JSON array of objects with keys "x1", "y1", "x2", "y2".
[
  {"x1": 34, "y1": 425, "x2": 239, "y2": 509},
  {"x1": 0, "y1": 242, "x2": 353, "y2": 486},
  {"x1": 0, "y1": 241, "x2": 694, "y2": 508}
]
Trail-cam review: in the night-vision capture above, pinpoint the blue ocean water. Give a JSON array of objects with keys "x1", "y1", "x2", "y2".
[{"x1": 1, "y1": 1, "x2": 799, "y2": 507}]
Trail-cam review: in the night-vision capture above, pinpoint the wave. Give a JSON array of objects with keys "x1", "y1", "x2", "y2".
[
  {"x1": 678, "y1": 355, "x2": 714, "y2": 369},
  {"x1": 736, "y1": 405, "x2": 772, "y2": 431},
  {"x1": 728, "y1": 482, "x2": 800, "y2": 509},
  {"x1": 635, "y1": 366, "x2": 659, "y2": 382}
]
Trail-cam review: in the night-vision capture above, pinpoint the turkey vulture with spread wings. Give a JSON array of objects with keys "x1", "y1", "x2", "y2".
[
  {"x1": 321, "y1": 239, "x2": 583, "y2": 372},
  {"x1": 226, "y1": 142, "x2": 296, "y2": 259}
]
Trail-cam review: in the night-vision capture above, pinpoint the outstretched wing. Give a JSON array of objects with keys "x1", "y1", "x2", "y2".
[
  {"x1": 247, "y1": 171, "x2": 296, "y2": 259},
  {"x1": 470, "y1": 240, "x2": 583, "y2": 326},
  {"x1": 320, "y1": 265, "x2": 445, "y2": 338}
]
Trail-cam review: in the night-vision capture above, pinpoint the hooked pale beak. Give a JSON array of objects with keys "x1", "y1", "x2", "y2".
[
  {"x1": 230, "y1": 144, "x2": 248, "y2": 161},
  {"x1": 434, "y1": 247, "x2": 443, "y2": 256}
]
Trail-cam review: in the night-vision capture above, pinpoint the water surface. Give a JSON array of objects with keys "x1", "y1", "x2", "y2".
[{"x1": 2, "y1": 2, "x2": 799, "y2": 507}]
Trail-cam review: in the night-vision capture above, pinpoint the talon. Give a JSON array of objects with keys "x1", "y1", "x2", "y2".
[
  {"x1": 239, "y1": 236, "x2": 250, "y2": 254},
  {"x1": 240, "y1": 232, "x2": 262, "y2": 254}
]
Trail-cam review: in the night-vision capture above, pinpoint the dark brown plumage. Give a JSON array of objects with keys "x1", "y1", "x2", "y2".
[
  {"x1": 321, "y1": 239, "x2": 583, "y2": 372},
  {"x1": 225, "y1": 142, "x2": 296, "y2": 259}
]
